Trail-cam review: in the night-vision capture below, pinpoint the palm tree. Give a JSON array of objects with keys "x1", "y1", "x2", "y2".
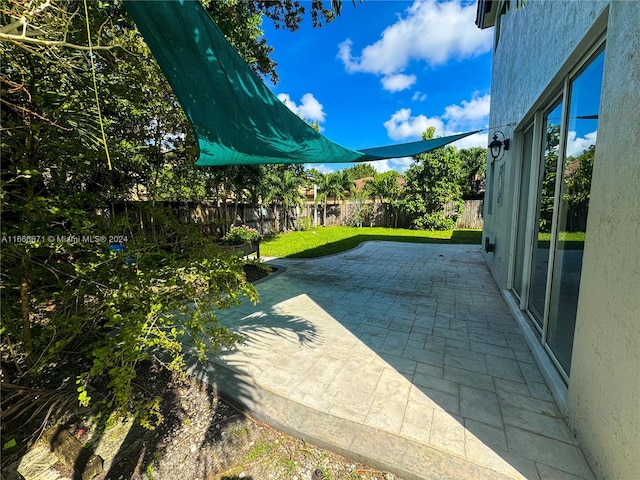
[
  {"x1": 313, "y1": 173, "x2": 329, "y2": 226},
  {"x1": 239, "y1": 165, "x2": 266, "y2": 233},
  {"x1": 264, "y1": 169, "x2": 304, "y2": 232},
  {"x1": 327, "y1": 172, "x2": 347, "y2": 205},
  {"x1": 314, "y1": 172, "x2": 346, "y2": 226},
  {"x1": 365, "y1": 171, "x2": 402, "y2": 227}
]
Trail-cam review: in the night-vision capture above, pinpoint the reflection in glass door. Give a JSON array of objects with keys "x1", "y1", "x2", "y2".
[
  {"x1": 546, "y1": 49, "x2": 604, "y2": 373},
  {"x1": 513, "y1": 127, "x2": 534, "y2": 299},
  {"x1": 512, "y1": 46, "x2": 605, "y2": 378},
  {"x1": 528, "y1": 101, "x2": 563, "y2": 330}
]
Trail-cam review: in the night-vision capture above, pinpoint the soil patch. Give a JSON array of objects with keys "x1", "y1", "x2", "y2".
[
  {"x1": 7, "y1": 373, "x2": 403, "y2": 480},
  {"x1": 96, "y1": 376, "x2": 402, "y2": 480},
  {"x1": 243, "y1": 262, "x2": 275, "y2": 283}
]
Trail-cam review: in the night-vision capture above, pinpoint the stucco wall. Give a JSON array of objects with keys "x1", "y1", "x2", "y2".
[
  {"x1": 567, "y1": 3, "x2": 640, "y2": 479},
  {"x1": 483, "y1": 0, "x2": 608, "y2": 286},
  {"x1": 483, "y1": 1, "x2": 640, "y2": 479}
]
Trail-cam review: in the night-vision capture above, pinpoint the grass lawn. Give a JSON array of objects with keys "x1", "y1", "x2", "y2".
[
  {"x1": 260, "y1": 226, "x2": 482, "y2": 258},
  {"x1": 536, "y1": 231, "x2": 586, "y2": 250}
]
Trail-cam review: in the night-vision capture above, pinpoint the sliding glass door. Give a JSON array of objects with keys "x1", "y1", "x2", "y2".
[
  {"x1": 545, "y1": 50, "x2": 604, "y2": 373},
  {"x1": 512, "y1": 46, "x2": 605, "y2": 378},
  {"x1": 529, "y1": 101, "x2": 563, "y2": 329},
  {"x1": 513, "y1": 126, "x2": 534, "y2": 300}
]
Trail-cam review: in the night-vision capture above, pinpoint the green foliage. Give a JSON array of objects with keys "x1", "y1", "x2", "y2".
[
  {"x1": 350, "y1": 188, "x2": 371, "y2": 228},
  {"x1": 364, "y1": 170, "x2": 402, "y2": 227},
  {"x1": 344, "y1": 163, "x2": 377, "y2": 180},
  {"x1": 400, "y1": 128, "x2": 464, "y2": 230},
  {"x1": 0, "y1": 0, "x2": 350, "y2": 436},
  {"x1": 539, "y1": 123, "x2": 561, "y2": 232},
  {"x1": 264, "y1": 169, "x2": 305, "y2": 232},
  {"x1": 365, "y1": 170, "x2": 401, "y2": 203},
  {"x1": 297, "y1": 216, "x2": 315, "y2": 231},
  {"x1": 222, "y1": 225, "x2": 261, "y2": 245},
  {"x1": 2, "y1": 439, "x2": 17, "y2": 450},
  {"x1": 279, "y1": 457, "x2": 297, "y2": 475},
  {"x1": 459, "y1": 147, "x2": 487, "y2": 198},
  {"x1": 564, "y1": 145, "x2": 594, "y2": 232},
  {"x1": 247, "y1": 437, "x2": 276, "y2": 460},
  {"x1": 313, "y1": 171, "x2": 347, "y2": 226},
  {"x1": 2, "y1": 208, "x2": 258, "y2": 427},
  {"x1": 0, "y1": 0, "x2": 274, "y2": 434}
]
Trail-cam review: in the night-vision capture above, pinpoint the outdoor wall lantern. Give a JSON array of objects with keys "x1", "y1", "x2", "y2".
[{"x1": 488, "y1": 131, "x2": 510, "y2": 161}]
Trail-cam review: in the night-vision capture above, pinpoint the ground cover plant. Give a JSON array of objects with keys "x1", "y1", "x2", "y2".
[{"x1": 261, "y1": 226, "x2": 482, "y2": 258}]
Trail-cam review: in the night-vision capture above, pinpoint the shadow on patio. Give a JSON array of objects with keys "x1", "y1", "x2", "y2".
[{"x1": 193, "y1": 242, "x2": 595, "y2": 480}]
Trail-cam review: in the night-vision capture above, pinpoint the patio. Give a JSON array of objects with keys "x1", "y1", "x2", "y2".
[{"x1": 184, "y1": 242, "x2": 595, "y2": 480}]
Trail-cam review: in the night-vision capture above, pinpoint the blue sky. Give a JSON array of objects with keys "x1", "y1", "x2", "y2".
[{"x1": 261, "y1": 0, "x2": 493, "y2": 173}]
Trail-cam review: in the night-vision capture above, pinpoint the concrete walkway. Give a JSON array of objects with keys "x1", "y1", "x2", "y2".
[{"x1": 183, "y1": 242, "x2": 595, "y2": 480}]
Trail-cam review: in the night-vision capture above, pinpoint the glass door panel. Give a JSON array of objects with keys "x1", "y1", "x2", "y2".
[
  {"x1": 528, "y1": 101, "x2": 563, "y2": 329},
  {"x1": 513, "y1": 126, "x2": 535, "y2": 298},
  {"x1": 546, "y1": 49, "x2": 605, "y2": 373}
]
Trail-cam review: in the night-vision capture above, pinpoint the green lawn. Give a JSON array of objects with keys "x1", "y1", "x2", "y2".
[
  {"x1": 537, "y1": 231, "x2": 586, "y2": 242},
  {"x1": 537, "y1": 231, "x2": 586, "y2": 250},
  {"x1": 260, "y1": 226, "x2": 482, "y2": 258}
]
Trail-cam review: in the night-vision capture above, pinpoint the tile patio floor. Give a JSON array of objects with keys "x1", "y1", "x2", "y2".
[{"x1": 184, "y1": 242, "x2": 595, "y2": 480}]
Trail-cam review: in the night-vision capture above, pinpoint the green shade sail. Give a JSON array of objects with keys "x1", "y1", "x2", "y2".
[{"x1": 124, "y1": 0, "x2": 480, "y2": 166}]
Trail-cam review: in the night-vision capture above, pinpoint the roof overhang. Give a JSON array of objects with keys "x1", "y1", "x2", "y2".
[{"x1": 475, "y1": 0, "x2": 499, "y2": 29}]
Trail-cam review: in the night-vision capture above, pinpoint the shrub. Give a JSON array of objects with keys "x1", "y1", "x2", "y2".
[
  {"x1": 222, "y1": 225, "x2": 260, "y2": 245},
  {"x1": 297, "y1": 216, "x2": 314, "y2": 232},
  {"x1": 1, "y1": 206, "x2": 258, "y2": 437}
]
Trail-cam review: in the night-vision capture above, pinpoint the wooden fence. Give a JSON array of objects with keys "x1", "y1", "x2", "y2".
[
  {"x1": 300, "y1": 199, "x2": 483, "y2": 229},
  {"x1": 110, "y1": 199, "x2": 483, "y2": 236}
]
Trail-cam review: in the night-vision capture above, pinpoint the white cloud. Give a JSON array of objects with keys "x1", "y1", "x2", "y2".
[
  {"x1": 450, "y1": 131, "x2": 488, "y2": 149},
  {"x1": 383, "y1": 93, "x2": 490, "y2": 149},
  {"x1": 442, "y1": 93, "x2": 491, "y2": 129},
  {"x1": 383, "y1": 108, "x2": 445, "y2": 141},
  {"x1": 337, "y1": 39, "x2": 358, "y2": 73},
  {"x1": 381, "y1": 73, "x2": 417, "y2": 92},
  {"x1": 566, "y1": 130, "x2": 597, "y2": 157},
  {"x1": 412, "y1": 91, "x2": 428, "y2": 102},
  {"x1": 368, "y1": 157, "x2": 415, "y2": 173},
  {"x1": 277, "y1": 92, "x2": 326, "y2": 123},
  {"x1": 338, "y1": 0, "x2": 492, "y2": 83},
  {"x1": 312, "y1": 164, "x2": 336, "y2": 174},
  {"x1": 366, "y1": 159, "x2": 390, "y2": 173}
]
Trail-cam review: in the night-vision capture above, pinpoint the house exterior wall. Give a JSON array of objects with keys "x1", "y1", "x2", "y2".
[
  {"x1": 567, "y1": 3, "x2": 640, "y2": 478},
  {"x1": 483, "y1": 0, "x2": 609, "y2": 286},
  {"x1": 482, "y1": 2, "x2": 639, "y2": 479}
]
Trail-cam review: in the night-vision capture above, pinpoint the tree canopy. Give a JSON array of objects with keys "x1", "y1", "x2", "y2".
[
  {"x1": 0, "y1": 0, "x2": 348, "y2": 444},
  {"x1": 400, "y1": 127, "x2": 464, "y2": 230},
  {"x1": 345, "y1": 163, "x2": 378, "y2": 180}
]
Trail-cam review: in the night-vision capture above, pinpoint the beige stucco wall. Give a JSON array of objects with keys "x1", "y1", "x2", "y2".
[
  {"x1": 567, "y1": 3, "x2": 640, "y2": 479},
  {"x1": 483, "y1": 0, "x2": 609, "y2": 286},
  {"x1": 482, "y1": 1, "x2": 640, "y2": 479}
]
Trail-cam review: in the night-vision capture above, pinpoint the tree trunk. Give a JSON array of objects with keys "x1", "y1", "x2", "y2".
[
  {"x1": 259, "y1": 204, "x2": 265, "y2": 234},
  {"x1": 272, "y1": 204, "x2": 279, "y2": 232},
  {"x1": 233, "y1": 196, "x2": 240, "y2": 224},
  {"x1": 283, "y1": 204, "x2": 289, "y2": 232}
]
